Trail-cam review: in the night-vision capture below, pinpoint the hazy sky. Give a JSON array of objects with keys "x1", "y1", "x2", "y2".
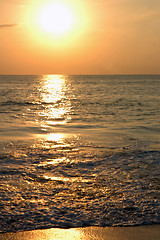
[{"x1": 0, "y1": 0, "x2": 160, "y2": 74}]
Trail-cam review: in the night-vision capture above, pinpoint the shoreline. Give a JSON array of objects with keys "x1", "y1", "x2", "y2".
[{"x1": 0, "y1": 225, "x2": 160, "y2": 240}]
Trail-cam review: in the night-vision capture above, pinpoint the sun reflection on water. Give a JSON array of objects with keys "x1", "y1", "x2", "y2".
[
  {"x1": 34, "y1": 74, "x2": 76, "y2": 151},
  {"x1": 46, "y1": 133, "x2": 65, "y2": 142},
  {"x1": 40, "y1": 75, "x2": 66, "y2": 103},
  {"x1": 38, "y1": 74, "x2": 71, "y2": 124},
  {"x1": 27, "y1": 228, "x2": 85, "y2": 240}
]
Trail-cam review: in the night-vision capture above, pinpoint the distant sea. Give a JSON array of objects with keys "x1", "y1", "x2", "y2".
[{"x1": 0, "y1": 75, "x2": 160, "y2": 232}]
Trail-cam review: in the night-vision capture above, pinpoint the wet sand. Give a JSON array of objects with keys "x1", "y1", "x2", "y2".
[{"x1": 0, "y1": 225, "x2": 160, "y2": 240}]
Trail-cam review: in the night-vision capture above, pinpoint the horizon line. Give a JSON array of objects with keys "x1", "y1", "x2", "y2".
[{"x1": 0, "y1": 73, "x2": 160, "y2": 76}]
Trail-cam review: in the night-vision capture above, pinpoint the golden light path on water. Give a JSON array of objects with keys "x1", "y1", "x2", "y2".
[
  {"x1": 37, "y1": 74, "x2": 72, "y2": 130},
  {"x1": 36, "y1": 74, "x2": 73, "y2": 140},
  {"x1": 35, "y1": 74, "x2": 76, "y2": 183},
  {"x1": 39, "y1": 74, "x2": 72, "y2": 124},
  {"x1": 36, "y1": 228, "x2": 83, "y2": 240}
]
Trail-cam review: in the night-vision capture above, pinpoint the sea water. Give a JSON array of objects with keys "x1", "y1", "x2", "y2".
[{"x1": 0, "y1": 75, "x2": 160, "y2": 232}]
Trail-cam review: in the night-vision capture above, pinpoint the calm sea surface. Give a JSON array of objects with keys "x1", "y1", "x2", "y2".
[{"x1": 0, "y1": 75, "x2": 160, "y2": 232}]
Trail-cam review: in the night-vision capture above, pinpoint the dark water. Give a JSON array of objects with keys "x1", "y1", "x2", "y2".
[{"x1": 0, "y1": 75, "x2": 160, "y2": 232}]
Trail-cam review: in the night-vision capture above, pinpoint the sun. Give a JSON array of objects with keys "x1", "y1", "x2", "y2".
[
  {"x1": 39, "y1": 2, "x2": 74, "y2": 35},
  {"x1": 24, "y1": 0, "x2": 90, "y2": 46}
]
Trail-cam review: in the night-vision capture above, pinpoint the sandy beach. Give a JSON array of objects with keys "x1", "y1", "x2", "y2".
[{"x1": 0, "y1": 225, "x2": 160, "y2": 240}]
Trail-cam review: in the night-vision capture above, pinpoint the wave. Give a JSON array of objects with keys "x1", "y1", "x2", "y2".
[
  {"x1": 0, "y1": 100, "x2": 65, "y2": 107},
  {"x1": 0, "y1": 146, "x2": 159, "y2": 232}
]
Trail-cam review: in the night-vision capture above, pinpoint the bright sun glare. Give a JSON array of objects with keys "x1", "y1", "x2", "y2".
[{"x1": 39, "y1": 2, "x2": 74, "y2": 35}]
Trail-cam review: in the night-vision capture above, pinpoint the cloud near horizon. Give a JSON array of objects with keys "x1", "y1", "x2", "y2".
[{"x1": 0, "y1": 24, "x2": 17, "y2": 28}]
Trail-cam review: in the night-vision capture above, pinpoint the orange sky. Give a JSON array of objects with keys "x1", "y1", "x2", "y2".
[{"x1": 0, "y1": 0, "x2": 160, "y2": 75}]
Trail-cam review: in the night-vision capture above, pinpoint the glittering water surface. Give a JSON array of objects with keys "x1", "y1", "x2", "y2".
[{"x1": 0, "y1": 75, "x2": 160, "y2": 232}]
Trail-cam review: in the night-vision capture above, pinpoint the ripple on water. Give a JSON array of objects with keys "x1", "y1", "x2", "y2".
[{"x1": 0, "y1": 140, "x2": 160, "y2": 232}]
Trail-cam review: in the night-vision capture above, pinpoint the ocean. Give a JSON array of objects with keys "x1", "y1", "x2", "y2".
[{"x1": 0, "y1": 75, "x2": 160, "y2": 232}]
